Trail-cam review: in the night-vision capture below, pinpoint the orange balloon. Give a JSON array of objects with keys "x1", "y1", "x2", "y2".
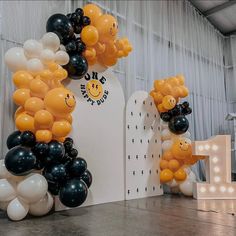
[
  {"x1": 36, "y1": 130, "x2": 52, "y2": 143},
  {"x1": 149, "y1": 90, "x2": 155, "y2": 98},
  {"x1": 172, "y1": 86, "x2": 182, "y2": 98},
  {"x1": 64, "y1": 114, "x2": 73, "y2": 124},
  {"x1": 171, "y1": 138, "x2": 192, "y2": 160},
  {"x1": 157, "y1": 104, "x2": 167, "y2": 113},
  {"x1": 34, "y1": 110, "x2": 54, "y2": 129},
  {"x1": 160, "y1": 169, "x2": 174, "y2": 183},
  {"x1": 81, "y1": 26, "x2": 99, "y2": 46},
  {"x1": 83, "y1": 4, "x2": 102, "y2": 26},
  {"x1": 53, "y1": 67, "x2": 68, "y2": 81},
  {"x1": 154, "y1": 80, "x2": 164, "y2": 91},
  {"x1": 13, "y1": 71, "x2": 33, "y2": 88},
  {"x1": 98, "y1": 54, "x2": 118, "y2": 67},
  {"x1": 176, "y1": 74, "x2": 185, "y2": 85},
  {"x1": 184, "y1": 155, "x2": 198, "y2": 165},
  {"x1": 168, "y1": 77, "x2": 179, "y2": 86},
  {"x1": 14, "y1": 106, "x2": 26, "y2": 119},
  {"x1": 153, "y1": 92, "x2": 163, "y2": 105},
  {"x1": 179, "y1": 86, "x2": 189, "y2": 98},
  {"x1": 29, "y1": 77, "x2": 49, "y2": 98},
  {"x1": 160, "y1": 159, "x2": 169, "y2": 170},
  {"x1": 13, "y1": 89, "x2": 31, "y2": 106},
  {"x1": 161, "y1": 82, "x2": 173, "y2": 96},
  {"x1": 162, "y1": 95, "x2": 176, "y2": 110},
  {"x1": 54, "y1": 136, "x2": 66, "y2": 142},
  {"x1": 52, "y1": 120, "x2": 71, "y2": 137},
  {"x1": 168, "y1": 159, "x2": 180, "y2": 172},
  {"x1": 162, "y1": 150, "x2": 174, "y2": 161},
  {"x1": 24, "y1": 97, "x2": 44, "y2": 115},
  {"x1": 15, "y1": 113, "x2": 35, "y2": 132},
  {"x1": 95, "y1": 14, "x2": 118, "y2": 43},
  {"x1": 174, "y1": 168, "x2": 187, "y2": 181},
  {"x1": 44, "y1": 88, "x2": 76, "y2": 118}
]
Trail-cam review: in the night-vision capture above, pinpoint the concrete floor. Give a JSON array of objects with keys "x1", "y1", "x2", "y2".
[{"x1": 1, "y1": 195, "x2": 236, "y2": 236}]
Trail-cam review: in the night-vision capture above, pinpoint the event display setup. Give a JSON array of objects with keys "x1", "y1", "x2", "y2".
[{"x1": 1, "y1": 2, "x2": 236, "y2": 223}]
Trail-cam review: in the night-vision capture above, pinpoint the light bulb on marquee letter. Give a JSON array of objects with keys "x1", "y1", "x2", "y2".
[{"x1": 193, "y1": 135, "x2": 236, "y2": 199}]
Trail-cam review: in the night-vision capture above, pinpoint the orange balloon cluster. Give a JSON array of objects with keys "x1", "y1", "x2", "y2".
[
  {"x1": 150, "y1": 75, "x2": 189, "y2": 113},
  {"x1": 160, "y1": 138, "x2": 204, "y2": 183},
  {"x1": 12, "y1": 63, "x2": 76, "y2": 143},
  {"x1": 81, "y1": 4, "x2": 132, "y2": 67}
]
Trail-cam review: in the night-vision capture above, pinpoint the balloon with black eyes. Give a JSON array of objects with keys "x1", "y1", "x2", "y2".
[{"x1": 160, "y1": 101, "x2": 192, "y2": 135}]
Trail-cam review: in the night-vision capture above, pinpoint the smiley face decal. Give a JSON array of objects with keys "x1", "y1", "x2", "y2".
[{"x1": 86, "y1": 79, "x2": 103, "y2": 100}]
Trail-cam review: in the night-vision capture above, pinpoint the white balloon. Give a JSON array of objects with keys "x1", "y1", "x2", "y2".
[
  {"x1": 0, "y1": 179, "x2": 16, "y2": 201},
  {"x1": 182, "y1": 131, "x2": 191, "y2": 139},
  {"x1": 55, "y1": 51, "x2": 69, "y2": 65},
  {"x1": 179, "y1": 180, "x2": 193, "y2": 196},
  {"x1": 166, "y1": 179, "x2": 178, "y2": 188},
  {"x1": 162, "y1": 140, "x2": 173, "y2": 151},
  {"x1": 40, "y1": 49, "x2": 55, "y2": 65},
  {"x1": 59, "y1": 44, "x2": 66, "y2": 51},
  {"x1": 29, "y1": 192, "x2": 53, "y2": 216},
  {"x1": 26, "y1": 58, "x2": 44, "y2": 75},
  {"x1": 161, "y1": 129, "x2": 171, "y2": 141},
  {"x1": 7, "y1": 198, "x2": 29, "y2": 221},
  {"x1": 0, "y1": 159, "x2": 12, "y2": 179},
  {"x1": 5, "y1": 47, "x2": 27, "y2": 72},
  {"x1": 41, "y1": 32, "x2": 60, "y2": 52},
  {"x1": 23, "y1": 39, "x2": 43, "y2": 58},
  {"x1": 17, "y1": 173, "x2": 48, "y2": 204}
]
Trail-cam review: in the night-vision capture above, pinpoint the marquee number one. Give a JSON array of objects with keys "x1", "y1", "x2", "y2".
[{"x1": 193, "y1": 135, "x2": 236, "y2": 199}]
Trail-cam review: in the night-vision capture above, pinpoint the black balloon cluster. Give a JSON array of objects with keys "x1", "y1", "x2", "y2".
[
  {"x1": 5, "y1": 131, "x2": 92, "y2": 208},
  {"x1": 160, "y1": 101, "x2": 192, "y2": 135},
  {"x1": 46, "y1": 8, "x2": 90, "y2": 79}
]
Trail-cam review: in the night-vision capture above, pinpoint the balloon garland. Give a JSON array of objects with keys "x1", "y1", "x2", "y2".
[
  {"x1": 2, "y1": 4, "x2": 132, "y2": 221},
  {"x1": 150, "y1": 75, "x2": 205, "y2": 196}
]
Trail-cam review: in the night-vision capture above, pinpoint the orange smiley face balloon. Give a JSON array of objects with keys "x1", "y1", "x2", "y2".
[
  {"x1": 171, "y1": 138, "x2": 192, "y2": 160},
  {"x1": 44, "y1": 88, "x2": 76, "y2": 118},
  {"x1": 95, "y1": 14, "x2": 118, "y2": 43},
  {"x1": 162, "y1": 95, "x2": 176, "y2": 110}
]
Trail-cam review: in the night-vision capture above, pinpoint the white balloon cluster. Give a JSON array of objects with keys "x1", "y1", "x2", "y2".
[
  {"x1": 0, "y1": 160, "x2": 53, "y2": 221},
  {"x1": 161, "y1": 125, "x2": 195, "y2": 196},
  {"x1": 5, "y1": 32, "x2": 69, "y2": 74}
]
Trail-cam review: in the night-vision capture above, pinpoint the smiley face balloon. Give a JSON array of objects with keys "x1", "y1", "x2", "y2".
[
  {"x1": 44, "y1": 88, "x2": 76, "y2": 118},
  {"x1": 171, "y1": 138, "x2": 192, "y2": 160},
  {"x1": 95, "y1": 14, "x2": 118, "y2": 43}
]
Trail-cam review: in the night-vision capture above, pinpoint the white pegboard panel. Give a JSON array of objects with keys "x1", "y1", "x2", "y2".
[
  {"x1": 55, "y1": 67, "x2": 125, "y2": 211},
  {"x1": 125, "y1": 91, "x2": 163, "y2": 200}
]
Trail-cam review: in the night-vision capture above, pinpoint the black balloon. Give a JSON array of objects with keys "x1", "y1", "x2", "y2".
[
  {"x1": 80, "y1": 170, "x2": 92, "y2": 188},
  {"x1": 64, "y1": 141, "x2": 73, "y2": 152},
  {"x1": 160, "y1": 112, "x2": 171, "y2": 122},
  {"x1": 48, "y1": 181, "x2": 60, "y2": 195},
  {"x1": 32, "y1": 142, "x2": 49, "y2": 157},
  {"x1": 43, "y1": 163, "x2": 67, "y2": 183},
  {"x1": 182, "y1": 101, "x2": 189, "y2": 108},
  {"x1": 82, "y1": 16, "x2": 91, "y2": 26},
  {"x1": 46, "y1": 141, "x2": 65, "y2": 163},
  {"x1": 21, "y1": 131, "x2": 36, "y2": 147},
  {"x1": 59, "y1": 178, "x2": 88, "y2": 207},
  {"x1": 75, "y1": 8, "x2": 84, "y2": 17},
  {"x1": 67, "y1": 148, "x2": 78, "y2": 158},
  {"x1": 73, "y1": 25, "x2": 83, "y2": 34},
  {"x1": 6, "y1": 131, "x2": 22, "y2": 149},
  {"x1": 63, "y1": 54, "x2": 88, "y2": 79},
  {"x1": 76, "y1": 38, "x2": 86, "y2": 54},
  {"x1": 34, "y1": 159, "x2": 45, "y2": 170},
  {"x1": 169, "y1": 105, "x2": 182, "y2": 117},
  {"x1": 65, "y1": 40, "x2": 77, "y2": 53},
  {"x1": 70, "y1": 12, "x2": 81, "y2": 24},
  {"x1": 65, "y1": 137, "x2": 73, "y2": 144},
  {"x1": 46, "y1": 14, "x2": 74, "y2": 43},
  {"x1": 5, "y1": 146, "x2": 36, "y2": 176},
  {"x1": 182, "y1": 107, "x2": 192, "y2": 115},
  {"x1": 168, "y1": 115, "x2": 189, "y2": 135},
  {"x1": 68, "y1": 158, "x2": 87, "y2": 177}
]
